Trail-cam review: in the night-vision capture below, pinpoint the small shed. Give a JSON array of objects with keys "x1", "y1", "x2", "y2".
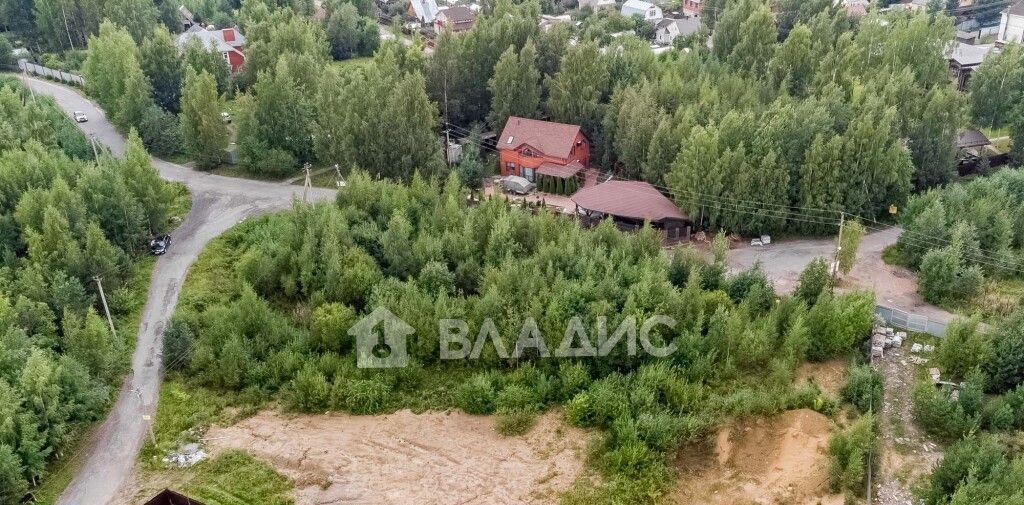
[
  {"x1": 143, "y1": 489, "x2": 206, "y2": 505},
  {"x1": 571, "y1": 181, "x2": 690, "y2": 239},
  {"x1": 955, "y1": 128, "x2": 990, "y2": 150}
]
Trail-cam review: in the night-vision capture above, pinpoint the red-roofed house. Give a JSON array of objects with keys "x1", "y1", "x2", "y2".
[
  {"x1": 177, "y1": 25, "x2": 247, "y2": 73},
  {"x1": 497, "y1": 117, "x2": 590, "y2": 187}
]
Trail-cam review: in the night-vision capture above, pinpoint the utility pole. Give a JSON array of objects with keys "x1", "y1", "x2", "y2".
[
  {"x1": 302, "y1": 163, "x2": 312, "y2": 202},
  {"x1": 333, "y1": 163, "x2": 346, "y2": 188},
  {"x1": 89, "y1": 133, "x2": 99, "y2": 159},
  {"x1": 60, "y1": 3, "x2": 76, "y2": 51},
  {"x1": 93, "y1": 276, "x2": 117, "y2": 339},
  {"x1": 830, "y1": 212, "x2": 846, "y2": 294},
  {"x1": 443, "y1": 70, "x2": 451, "y2": 167},
  {"x1": 23, "y1": 65, "x2": 36, "y2": 103}
]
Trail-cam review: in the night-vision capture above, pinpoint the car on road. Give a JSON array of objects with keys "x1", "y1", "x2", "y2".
[
  {"x1": 72, "y1": 111, "x2": 88, "y2": 122},
  {"x1": 150, "y1": 234, "x2": 171, "y2": 255},
  {"x1": 221, "y1": 112, "x2": 231, "y2": 123}
]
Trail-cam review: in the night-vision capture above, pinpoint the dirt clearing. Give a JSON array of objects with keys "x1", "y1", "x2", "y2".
[
  {"x1": 202, "y1": 409, "x2": 591, "y2": 505},
  {"x1": 796, "y1": 359, "x2": 849, "y2": 397},
  {"x1": 669, "y1": 409, "x2": 843, "y2": 505}
]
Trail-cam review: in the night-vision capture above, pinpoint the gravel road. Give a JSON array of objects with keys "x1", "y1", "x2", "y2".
[
  {"x1": 727, "y1": 227, "x2": 957, "y2": 325},
  {"x1": 18, "y1": 76, "x2": 336, "y2": 505}
]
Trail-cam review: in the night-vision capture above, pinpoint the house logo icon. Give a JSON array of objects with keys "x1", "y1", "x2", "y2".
[{"x1": 349, "y1": 307, "x2": 414, "y2": 368}]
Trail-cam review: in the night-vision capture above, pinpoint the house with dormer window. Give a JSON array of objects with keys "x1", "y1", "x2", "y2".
[{"x1": 497, "y1": 117, "x2": 590, "y2": 184}]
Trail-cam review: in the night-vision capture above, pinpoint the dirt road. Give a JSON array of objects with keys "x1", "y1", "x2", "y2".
[
  {"x1": 19, "y1": 76, "x2": 337, "y2": 505},
  {"x1": 727, "y1": 228, "x2": 957, "y2": 325}
]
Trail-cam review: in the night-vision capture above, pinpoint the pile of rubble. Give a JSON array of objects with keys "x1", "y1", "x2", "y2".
[
  {"x1": 163, "y1": 442, "x2": 207, "y2": 467},
  {"x1": 870, "y1": 324, "x2": 907, "y2": 359}
]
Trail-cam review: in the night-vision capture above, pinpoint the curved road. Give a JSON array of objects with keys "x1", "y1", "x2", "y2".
[{"x1": 18, "y1": 76, "x2": 336, "y2": 505}]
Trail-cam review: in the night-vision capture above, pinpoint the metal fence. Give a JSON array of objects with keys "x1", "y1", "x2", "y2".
[
  {"x1": 875, "y1": 305, "x2": 947, "y2": 337},
  {"x1": 17, "y1": 59, "x2": 85, "y2": 86}
]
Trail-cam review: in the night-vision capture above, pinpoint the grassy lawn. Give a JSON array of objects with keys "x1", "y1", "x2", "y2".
[{"x1": 136, "y1": 450, "x2": 295, "y2": 505}]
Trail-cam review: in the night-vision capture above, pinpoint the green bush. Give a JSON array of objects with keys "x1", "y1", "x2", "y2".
[
  {"x1": 495, "y1": 384, "x2": 540, "y2": 413},
  {"x1": 840, "y1": 364, "x2": 883, "y2": 414},
  {"x1": 162, "y1": 316, "x2": 193, "y2": 372},
  {"x1": 922, "y1": 435, "x2": 1006, "y2": 505},
  {"x1": 495, "y1": 409, "x2": 536, "y2": 436},
  {"x1": 806, "y1": 291, "x2": 875, "y2": 361},
  {"x1": 557, "y1": 361, "x2": 591, "y2": 400},
  {"x1": 827, "y1": 413, "x2": 877, "y2": 494},
  {"x1": 983, "y1": 308, "x2": 1024, "y2": 394},
  {"x1": 334, "y1": 377, "x2": 392, "y2": 414},
  {"x1": 911, "y1": 383, "x2": 978, "y2": 441},
  {"x1": 794, "y1": 257, "x2": 830, "y2": 304},
  {"x1": 286, "y1": 362, "x2": 331, "y2": 412},
  {"x1": 937, "y1": 315, "x2": 990, "y2": 381},
  {"x1": 455, "y1": 373, "x2": 497, "y2": 415},
  {"x1": 138, "y1": 105, "x2": 183, "y2": 158},
  {"x1": 564, "y1": 392, "x2": 593, "y2": 427}
]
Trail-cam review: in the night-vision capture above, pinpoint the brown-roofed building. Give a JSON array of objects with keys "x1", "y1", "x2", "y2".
[
  {"x1": 497, "y1": 117, "x2": 590, "y2": 185},
  {"x1": 143, "y1": 489, "x2": 206, "y2": 505},
  {"x1": 571, "y1": 181, "x2": 691, "y2": 239},
  {"x1": 435, "y1": 6, "x2": 477, "y2": 32}
]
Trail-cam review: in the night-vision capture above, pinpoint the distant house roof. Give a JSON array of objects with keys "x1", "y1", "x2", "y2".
[
  {"x1": 498, "y1": 117, "x2": 583, "y2": 160},
  {"x1": 438, "y1": 5, "x2": 475, "y2": 27},
  {"x1": 572, "y1": 181, "x2": 687, "y2": 222},
  {"x1": 409, "y1": 0, "x2": 440, "y2": 22},
  {"x1": 1007, "y1": 0, "x2": 1024, "y2": 16},
  {"x1": 537, "y1": 160, "x2": 584, "y2": 178},
  {"x1": 143, "y1": 489, "x2": 206, "y2": 505},
  {"x1": 178, "y1": 5, "x2": 195, "y2": 24},
  {"x1": 621, "y1": 0, "x2": 659, "y2": 17},
  {"x1": 956, "y1": 129, "x2": 990, "y2": 149},
  {"x1": 655, "y1": 17, "x2": 701, "y2": 36},
  {"x1": 948, "y1": 42, "x2": 995, "y2": 67},
  {"x1": 176, "y1": 26, "x2": 246, "y2": 54}
]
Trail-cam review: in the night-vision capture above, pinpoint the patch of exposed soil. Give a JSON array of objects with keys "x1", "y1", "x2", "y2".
[
  {"x1": 796, "y1": 359, "x2": 850, "y2": 397},
  {"x1": 874, "y1": 345, "x2": 944, "y2": 505},
  {"x1": 669, "y1": 409, "x2": 844, "y2": 505},
  {"x1": 203, "y1": 409, "x2": 591, "y2": 505}
]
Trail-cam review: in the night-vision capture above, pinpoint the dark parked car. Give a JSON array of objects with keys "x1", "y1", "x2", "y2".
[{"x1": 150, "y1": 234, "x2": 171, "y2": 255}]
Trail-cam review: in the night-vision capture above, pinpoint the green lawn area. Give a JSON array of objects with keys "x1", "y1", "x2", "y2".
[{"x1": 330, "y1": 56, "x2": 373, "y2": 70}]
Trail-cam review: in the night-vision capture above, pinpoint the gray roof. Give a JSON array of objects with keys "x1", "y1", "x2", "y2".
[
  {"x1": 409, "y1": 0, "x2": 440, "y2": 22},
  {"x1": 956, "y1": 129, "x2": 990, "y2": 149},
  {"x1": 176, "y1": 27, "x2": 246, "y2": 54},
  {"x1": 656, "y1": 17, "x2": 700, "y2": 36},
  {"x1": 1008, "y1": 0, "x2": 1024, "y2": 16},
  {"x1": 948, "y1": 42, "x2": 995, "y2": 67}
]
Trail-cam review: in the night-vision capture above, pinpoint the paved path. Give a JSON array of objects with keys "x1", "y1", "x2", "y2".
[
  {"x1": 18, "y1": 76, "x2": 336, "y2": 505},
  {"x1": 727, "y1": 227, "x2": 957, "y2": 325}
]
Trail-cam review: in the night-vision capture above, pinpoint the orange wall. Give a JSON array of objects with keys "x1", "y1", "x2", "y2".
[{"x1": 499, "y1": 132, "x2": 589, "y2": 177}]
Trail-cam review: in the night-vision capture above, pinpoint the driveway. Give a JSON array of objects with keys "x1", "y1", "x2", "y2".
[
  {"x1": 18, "y1": 76, "x2": 336, "y2": 505},
  {"x1": 728, "y1": 227, "x2": 957, "y2": 325}
]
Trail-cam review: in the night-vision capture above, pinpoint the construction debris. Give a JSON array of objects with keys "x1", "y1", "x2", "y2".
[{"x1": 163, "y1": 442, "x2": 206, "y2": 467}]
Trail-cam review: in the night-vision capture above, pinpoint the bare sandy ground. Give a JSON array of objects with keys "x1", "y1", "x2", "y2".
[
  {"x1": 795, "y1": 359, "x2": 850, "y2": 398},
  {"x1": 670, "y1": 409, "x2": 844, "y2": 505},
  {"x1": 203, "y1": 409, "x2": 591, "y2": 505}
]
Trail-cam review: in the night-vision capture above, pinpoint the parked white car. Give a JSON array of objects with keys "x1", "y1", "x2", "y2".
[{"x1": 72, "y1": 111, "x2": 88, "y2": 122}]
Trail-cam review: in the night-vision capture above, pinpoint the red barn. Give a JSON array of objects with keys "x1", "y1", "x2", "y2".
[{"x1": 497, "y1": 117, "x2": 590, "y2": 184}]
